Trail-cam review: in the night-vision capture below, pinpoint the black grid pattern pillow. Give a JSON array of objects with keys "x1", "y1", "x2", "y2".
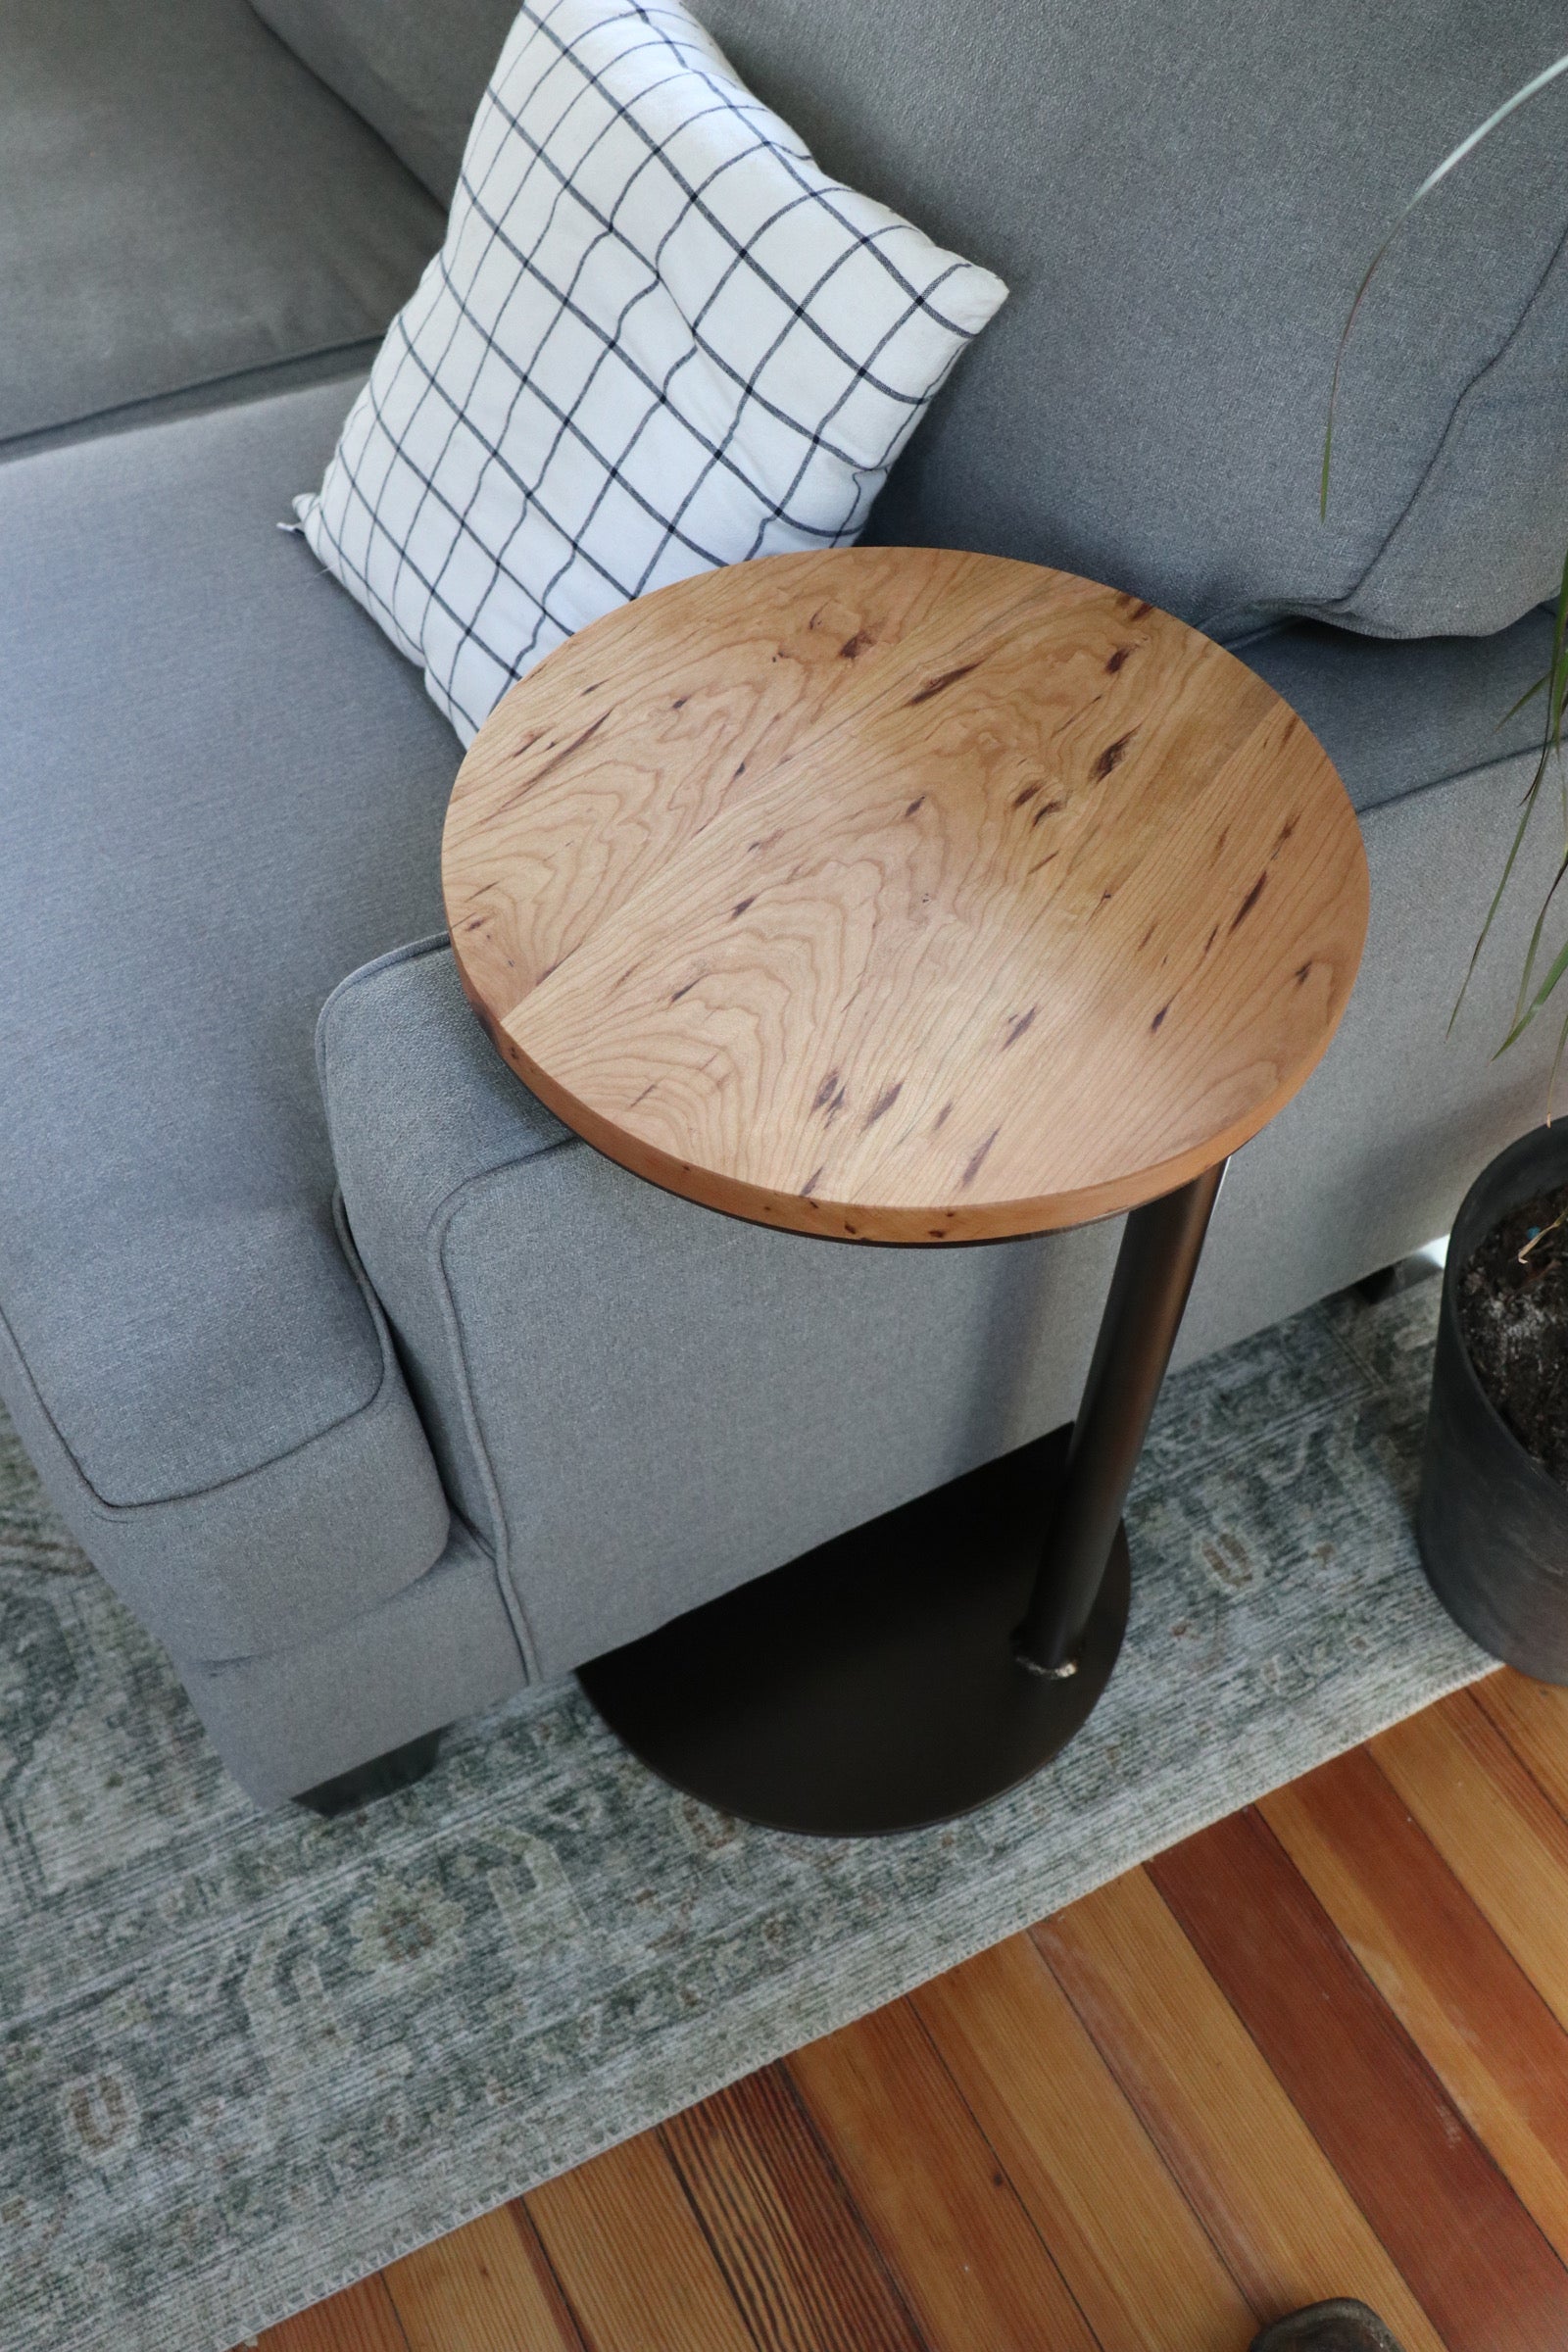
[{"x1": 293, "y1": 0, "x2": 1007, "y2": 741}]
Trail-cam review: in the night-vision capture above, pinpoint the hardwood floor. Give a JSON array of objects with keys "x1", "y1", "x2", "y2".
[{"x1": 253, "y1": 1674, "x2": 1568, "y2": 2352}]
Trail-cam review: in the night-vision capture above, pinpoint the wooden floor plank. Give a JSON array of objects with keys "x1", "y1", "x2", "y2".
[
  {"x1": 1263, "y1": 1742, "x2": 1568, "y2": 2268},
  {"x1": 383, "y1": 2199, "x2": 585, "y2": 2352},
  {"x1": 1375, "y1": 1690, "x2": 1568, "y2": 2035},
  {"x1": 1036, "y1": 1867, "x2": 1444, "y2": 2351},
  {"x1": 253, "y1": 2274, "x2": 409, "y2": 2352},
  {"x1": 527, "y1": 2130, "x2": 758, "y2": 2352},
  {"x1": 1474, "y1": 1670, "x2": 1568, "y2": 1823},
  {"x1": 789, "y1": 1994, "x2": 1099, "y2": 2352},
  {"x1": 1150, "y1": 1804, "x2": 1568, "y2": 2352},
  {"x1": 913, "y1": 1931, "x2": 1256, "y2": 2352},
  {"x1": 661, "y1": 2065, "x2": 925, "y2": 2352}
]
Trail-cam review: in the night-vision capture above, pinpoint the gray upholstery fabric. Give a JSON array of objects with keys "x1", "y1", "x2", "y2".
[
  {"x1": 0, "y1": 345, "x2": 392, "y2": 471},
  {"x1": 179, "y1": 1520, "x2": 528, "y2": 1804},
  {"x1": 322, "y1": 941, "x2": 1118, "y2": 1677},
  {"x1": 1243, "y1": 603, "x2": 1558, "y2": 816},
  {"x1": 0, "y1": 0, "x2": 442, "y2": 453},
  {"x1": 248, "y1": 0, "x2": 518, "y2": 204},
  {"x1": 0, "y1": 1204, "x2": 446, "y2": 1665},
  {"x1": 0, "y1": 377, "x2": 466, "y2": 1658},
  {"x1": 321, "y1": 619, "x2": 1568, "y2": 1683},
  {"x1": 693, "y1": 0, "x2": 1568, "y2": 642},
  {"x1": 1180, "y1": 744, "x2": 1568, "y2": 1356}
]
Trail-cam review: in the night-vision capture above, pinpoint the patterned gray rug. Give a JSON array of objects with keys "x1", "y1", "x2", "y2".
[{"x1": 2, "y1": 1276, "x2": 1488, "y2": 2352}]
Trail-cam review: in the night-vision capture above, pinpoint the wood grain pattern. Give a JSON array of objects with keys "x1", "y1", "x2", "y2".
[
  {"x1": 1150, "y1": 1805, "x2": 1568, "y2": 2352},
  {"x1": 912, "y1": 1934, "x2": 1256, "y2": 2350},
  {"x1": 382, "y1": 2200, "x2": 584, "y2": 2352},
  {"x1": 1474, "y1": 1670, "x2": 1568, "y2": 1823},
  {"x1": 1262, "y1": 1744, "x2": 1568, "y2": 2268},
  {"x1": 254, "y1": 2274, "x2": 409, "y2": 2352},
  {"x1": 445, "y1": 548, "x2": 1367, "y2": 1241},
  {"x1": 1036, "y1": 1868, "x2": 1444, "y2": 2350},
  {"x1": 788, "y1": 1997, "x2": 1098, "y2": 2352},
  {"x1": 661, "y1": 2067, "x2": 924, "y2": 2352},
  {"x1": 526, "y1": 2130, "x2": 757, "y2": 2352},
  {"x1": 1373, "y1": 1690, "x2": 1568, "y2": 2036}
]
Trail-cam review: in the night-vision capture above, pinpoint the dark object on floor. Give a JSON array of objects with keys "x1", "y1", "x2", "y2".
[
  {"x1": 1420, "y1": 1122, "x2": 1568, "y2": 1679},
  {"x1": 297, "y1": 1729, "x2": 443, "y2": 1817},
  {"x1": 1354, "y1": 1251, "x2": 1443, "y2": 1305},
  {"x1": 1250, "y1": 2301, "x2": 1405, "y2": 2352},
  {"x1": 581, "y1": 1425, "x2": 1131, "y2": 1838},
  {"x1": 1455, "y1": 1175, "x2": 1568, "y2": 1483}
]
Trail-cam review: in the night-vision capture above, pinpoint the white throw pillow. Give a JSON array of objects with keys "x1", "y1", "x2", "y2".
[{"x1": 292, "y1": 0, "x2": 1007, "y2": 741}]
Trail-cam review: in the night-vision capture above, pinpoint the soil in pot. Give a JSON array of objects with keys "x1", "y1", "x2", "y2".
[{"x1": 1457, "y1": 1178, "x2": 1568, "y2": 1486}]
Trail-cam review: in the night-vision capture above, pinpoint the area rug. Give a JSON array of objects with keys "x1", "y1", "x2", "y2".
[{"x1": 2, "y1": 1275, "x2": 1489, "y2": 2352}]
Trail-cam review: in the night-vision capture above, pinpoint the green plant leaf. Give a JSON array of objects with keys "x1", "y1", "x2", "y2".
[
  {"x1": 1321, "y1": 48, "x2": 1568, "y2": 515},
  {"x1": 1496, "y1": 670, "x2": 1548, "y2": 731},
  {"x1": 1453, "y1": 543, "x2": 1568, "y2": 1040},
  {"x1": 1325, "y1": 51, "x2": 1568, "y2": 1094},
  {"x1": 1452, "y1": 774, "x2": 1547, "y2": 1033}
]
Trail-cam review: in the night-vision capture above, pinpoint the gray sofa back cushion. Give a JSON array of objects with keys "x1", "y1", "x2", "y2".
[
  {"x1": 687, "y1": 0, "x2": 1568, "y2": 643},
  {"x1": 249, "y1": 0, "x2": 517, "y2": 201},
  {"x1": 251, "y1": 0, "x2": 1566, "y2": 634},
  {"x1": 3, "y1": 0, "x2": 443, "y2": 457}
]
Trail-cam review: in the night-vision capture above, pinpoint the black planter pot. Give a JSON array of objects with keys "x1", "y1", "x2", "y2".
[{"x1": 1419, "y1": 1121, "x2": 1568, "y2": 1678}]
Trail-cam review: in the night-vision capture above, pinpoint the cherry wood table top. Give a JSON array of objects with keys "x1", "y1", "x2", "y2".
[{"x1": 443, "y1": 548, "x2": 1367, "y2": 1244}]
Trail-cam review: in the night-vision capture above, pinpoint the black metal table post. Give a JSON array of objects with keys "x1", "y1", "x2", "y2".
[
  {"x1": 579, "y1": 1160, "x2": 1228, "y2": 1837},
  {"x1": 1015, "y1": 1161, "x2": 1226, "y2": 1679}
]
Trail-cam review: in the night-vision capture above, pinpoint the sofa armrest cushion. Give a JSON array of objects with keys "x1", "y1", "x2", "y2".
[{"x1": 317, "y1": 937, "x2": 577, "y2": 1566}]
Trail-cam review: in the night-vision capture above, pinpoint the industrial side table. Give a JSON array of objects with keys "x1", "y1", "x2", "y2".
[{"x1": 443, "y1": 548, "x2": 1368, "y2": 1836}]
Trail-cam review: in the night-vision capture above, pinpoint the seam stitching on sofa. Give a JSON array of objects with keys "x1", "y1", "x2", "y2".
[
  {"x1": 424, "y1": 1143, "x2": 583, "y2": 1682},
  {"x1": 316, "y1": 931, "x2": 454, "y2": 1102},
  {"x1": 1243, "y1": 711, "x2": 1546, "y2": 821},
  {"x1": 315, "y1": 941, "x2": 580, "y2": 1680},
  {"x1": 0, "y1": 1226, "x2": 404, "y2": 1523},
  {"x1": 1356, "y1": 739, "x2": 1548, "y2": 832},
  {"x1": 0, "y1": 339, "x2": 383, "y2": 468},
  {"x1": 1351, "y1": 737, "x2": 1550, "y2": 821},
  {"x1": 180, "y1": 1502, "x2": 505, "y2": 1678}
]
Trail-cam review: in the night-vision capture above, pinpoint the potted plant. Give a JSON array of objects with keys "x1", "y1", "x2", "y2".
[{"x1": 1420, "y1": 1125, "x2": 1568, "y2": 1671}]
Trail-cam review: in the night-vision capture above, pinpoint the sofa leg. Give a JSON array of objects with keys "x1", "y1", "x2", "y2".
[
  {"x1": 1355, "y1": 1248, "x2": 1445, "y2": 1306},
  {"x1": 296, "y1": 1729, "x2": 444, "y2": 1817},
  {"x1": 1250, "y1": 2303, "x2": 1404, "y2": 2352}
]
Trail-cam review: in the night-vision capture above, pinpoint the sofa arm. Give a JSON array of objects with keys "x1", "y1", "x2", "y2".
[
  {"x1": 316, "y1": 936, "x2": 574, "y2": 1575},
  {"x1": 317, "y1": 938, "x2": 1118, "y2": 1681}
]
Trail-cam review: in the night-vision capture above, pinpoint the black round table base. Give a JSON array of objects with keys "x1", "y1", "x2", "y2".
[{"x1": 578, "y1": 1427, "x2": 1129, "y2": 1838}]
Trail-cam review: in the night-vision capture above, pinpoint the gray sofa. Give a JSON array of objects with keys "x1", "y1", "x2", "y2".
[{"x1": 5, "y1": 0, "x2": 1567, "y2": 1803}]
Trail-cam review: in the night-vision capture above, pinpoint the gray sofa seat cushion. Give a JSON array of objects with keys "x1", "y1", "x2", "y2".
[
  {"x1": 0, "y1": 377, "x2": 463, "y2": 1660},
  {"x1": 693, "y1": 0, "x2": 1568, "y2": 643},
  {"x1": 248, "y1": 0, "x2": 518, "y2": 204},
  {"x1": 1244, "y1": 602, "x2": 1559, "y2": 817},
  {"x1": 0, "y1": 0, "x2": 443, "y2": 457}
]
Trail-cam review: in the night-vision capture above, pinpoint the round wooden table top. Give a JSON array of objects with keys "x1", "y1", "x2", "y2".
[{"x1": 443, "y1": 549, "x2": 1368, "y2": 1244}]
